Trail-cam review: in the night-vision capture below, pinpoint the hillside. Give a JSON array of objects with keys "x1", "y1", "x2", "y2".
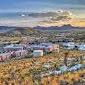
[{"x1": 0, "y1": 26, "x2": 41, "y2": 37}]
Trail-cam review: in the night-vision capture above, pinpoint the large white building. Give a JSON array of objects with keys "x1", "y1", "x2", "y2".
[
  {"x1": 63, "y1": 42, "x2": 75, "y2": 50},
  {"x1": 3, "y1": 44, "x2": 27, "y2": 52},
  {"x1": 33, "y1": 50, "x2": 43, "y2": 57},
  {"x1": 78, "y1": 44, "x2": 85, "y2": 51}
]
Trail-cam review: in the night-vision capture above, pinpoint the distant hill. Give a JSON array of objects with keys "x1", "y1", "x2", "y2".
[
  {"x1": 33, "y1": 25, "x2": 85, "y2": 31},
  {"x1": 0, "y1": 26, "x2": 16, "y2": 33},
  {"x1": 0, "y1": 26, "x2": 41, "y2": 36},
  {"x1": 0, "y1": 25, "x2": 85, "y2": 36}
]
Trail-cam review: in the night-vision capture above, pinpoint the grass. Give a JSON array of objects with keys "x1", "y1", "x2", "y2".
[
  {"x1": 0, "y1": 50, "x2": 84, "y2": 84},
  {"x1": 41, "y1": 69, "x2": 85, "y2": 85}
]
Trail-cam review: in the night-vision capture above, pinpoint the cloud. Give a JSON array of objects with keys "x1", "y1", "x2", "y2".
[{"x1": 28, "y1": 11, "x2": 73, "y2": 21}]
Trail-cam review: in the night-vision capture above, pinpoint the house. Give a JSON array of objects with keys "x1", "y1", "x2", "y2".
[
  {"x1": 30, "y1": 45, "x2": 45, "y2": 51},
  {"x1": 33, "y1": 50, "x2": 43, "y2": 57},
  {"x1": 3, "y1": 44, "x2": 27, "y2": 52},
  {"x1": 59, "y1": 65, "x2": 68, "y2": 72},
  {"x1": 53, "y1": 70, "x2": 61, "y2": 75},
  {"x1": 0, "y1": 50, "x2": 28, "y2": 61},
  {"x1": 45, "y1": 45, "x2": 53, "y2": 53},
  {"x1": 78, "y1": 44, "x2": 85, "y2": 51},
  {"x1": 40, "y1": 43, "x2": 60, "y2": 52},
  {"x1": 14, "y1": 50, "x2": 28, "y2": 58},
  {"x1": 0, "y1": 52, "x2": 12, "y2": 61},
  {"x1": 52, "y1": 44, "x2": 60, "y2": 53},
  {"x1": 28, "y1": 43, "x2": 54, "y2": 53},
  {"x1": 40, "y1": 43, "x2": 54, "y2": 52},
  {"x1": 43, "y1": 63, "x2": 51, "y2": 68},
  {"x1": 63, "y1": 42, "x2": 75, "y2": 50},
  {"x1": 68, "y1": 64, "x2": 83, "y2": 72}
]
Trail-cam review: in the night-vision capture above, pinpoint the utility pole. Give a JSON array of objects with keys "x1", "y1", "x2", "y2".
[{"x1": 64, "y1": 51, "x2": 69, "y2": 66}]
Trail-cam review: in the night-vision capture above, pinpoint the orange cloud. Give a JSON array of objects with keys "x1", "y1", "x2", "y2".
[
  {"x1": 39, "y1": 19, "x2": 85, "y2": 27},
  {"x1": 69, "y1": 19, "x2": 85, "y2": 27}
]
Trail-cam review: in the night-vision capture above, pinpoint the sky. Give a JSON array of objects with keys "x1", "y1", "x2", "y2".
[
  {"x1": 0, "y1": 0, "x2": 85, "y2": 27},
  {"x1": 0, "y1": 0, "x2": 85, "y2": 12}
]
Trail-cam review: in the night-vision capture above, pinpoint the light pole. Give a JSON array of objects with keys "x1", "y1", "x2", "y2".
[{"x1": 64, "y1": 51, "x2": 69, "y2": 66}]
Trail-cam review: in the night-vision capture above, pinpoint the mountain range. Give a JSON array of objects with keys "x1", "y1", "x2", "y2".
[
  {"x1": 0, "y1": 24, "x2": 85, "y2": 35},
  {"x1": 0, "y1": 26, "x2": 41, "y2": 36},
  {"x1": 33, "y1": 24, "x2": 85, "y2": 30}
]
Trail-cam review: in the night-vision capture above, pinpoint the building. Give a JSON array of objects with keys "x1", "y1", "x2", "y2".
[
  {"x1": 3, "y1": 44, "x2": 27, "y2": 52},
  {"x1": 40, "y1": 43, "x2": 54, "y2": 52},
  {"x1": 63, "y1": 42, "x2": 75, "y2": 50},
  {"x1": 13, "y1": 50, "x2": 28, "y2": 58},
  {"x1": 0, "y1": 50, "x2": 28, "y2": 61},
  {"x1": 0, "y1": 52, "x2": 12, "y2": 61},
  {"x1": 78, "y1": 44, "x2": 85, "y2": 51},
  {"x1": 52, "y1": 44, "x2": 60, "y2": 53},
  {"x1": 28, "y1": 43, "x2": 53, "y2": 53},
  {"x1": 28, "y1": 43, "x2": 60, "y2": 53},
  {"x1": 33, "y1": 50, "x2": 43, "y2": 57}
]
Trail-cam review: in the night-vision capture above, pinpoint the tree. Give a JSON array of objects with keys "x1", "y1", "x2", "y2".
[{"x1": 64, "y1": 51, "x2": 69, "y2": 66}]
